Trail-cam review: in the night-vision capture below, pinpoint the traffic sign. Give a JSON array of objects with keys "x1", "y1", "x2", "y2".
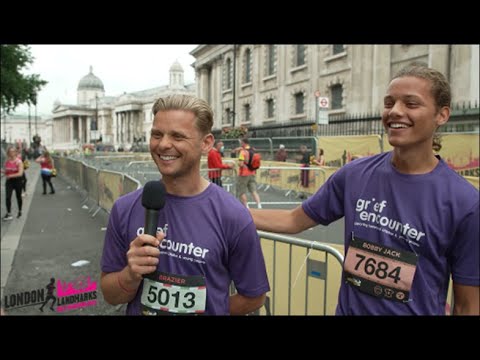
[
  {"x1": 318, "y1": 97, "x2": 329, "y2": 109},
  {"x1": 314, "y1": 90, "x2": 321, "y2": 98}
]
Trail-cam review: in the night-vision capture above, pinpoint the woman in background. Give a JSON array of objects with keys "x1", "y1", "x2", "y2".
[
  {"x1": 35, "y1": 150, "x2": 55, "y2": 195},
  {"x1": 2, "y1": 146, "x2": 24, "y2": 219}
]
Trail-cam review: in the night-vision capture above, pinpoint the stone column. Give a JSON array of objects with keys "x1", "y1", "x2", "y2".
[
  {"x1": 69, "y1": 117, "x2": 74, "y2": 145},
  {"x1": 122, "y1": 112, "x2": 125, "y2": 143},
  {"x1": 128, "y1": 111, "x2": 132, "y2": 144},
  {"x1": 428, "y1": 45, "x2": 449, "y2": 77},
  {"x1": 212, "y1": 58, "x2": 221, "y2": 129},
  {"x1": 119, "y1": 113, "x2": 123, "y2": 144},
  {"x1": 62, "y1": 118, "x2": 65, "y2": 143},
  {"x1": 200, "y1": 66, "x2": 210, "y2": 102},
  {"x1": 350, "y1": 45, "x2": 374, "y2": 114},
  {"x1": 471, "y1": 44, "x2": 479, "y2": 104},
  {"x1": 372, "y1": 45, "x2": 391, "y2": 112},
  {"x1": 86, "y1": 115, "x2": 91, "y2": 144},
  {"x1": 114, "y1": 112, "x2": 119, "y2": 145},
  {"x1": 195, "y1": 68, "x2": 201, "y2": 99},
  {"x1": 78, "y1": 115, "x2": 83, "y2": 144}
]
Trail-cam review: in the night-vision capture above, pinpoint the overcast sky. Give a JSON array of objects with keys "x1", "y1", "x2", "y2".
[{"x1": 15, "y1": 45, "x2": 198, "y2": 116}]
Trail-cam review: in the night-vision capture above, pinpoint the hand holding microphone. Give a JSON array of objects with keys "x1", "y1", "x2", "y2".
[
  {"x1": 125, "y1": 181, "x2": 166, "y2": 278},
  {"x1": 142, "y1": 180, "x2": 167, "y2": 237}
]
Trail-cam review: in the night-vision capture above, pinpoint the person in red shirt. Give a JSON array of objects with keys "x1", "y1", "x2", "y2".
[{"x1": 207, "y1": 141, "x2": 232, "y2": 188}]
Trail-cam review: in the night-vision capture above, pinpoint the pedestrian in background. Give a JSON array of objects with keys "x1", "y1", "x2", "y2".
[
  {"x1": 35, "y1": 150, "x2": 55, "y2": 195},
  {"x1": 16, "y1": 146, "x2": 28, "y2": 197},
  {"x1": 207, "y1": 140, "x2": 232, "y2": 188},
  {"x1": 312, "y1": 148, "x2": 326, "y2": 166},
  {"x1": 275, "y1": 144, "x2": 288, "y2": 162},
  {"x1": 298, "y1": 144, "x2": 312, "y2": 188},
  {"x1": 237, "y1": 138, "x2": 262, "y2": 209},
  {"x1": 2, "y1": 146, "x2": 24, "y2": 220}
]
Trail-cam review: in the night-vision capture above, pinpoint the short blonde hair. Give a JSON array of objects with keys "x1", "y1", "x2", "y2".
[{"x1": 152, "y1": 94, "x2": 213, "y2": 136}]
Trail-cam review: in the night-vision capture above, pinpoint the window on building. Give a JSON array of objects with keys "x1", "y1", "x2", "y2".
[
  {"x1": 296, "y1": 45, "x2": 306, "y2": 66},
  {"x1": 224, "y1": 108, "x2": 231, "y2": 124},
  {"x1": 267, "y1": 45, "x2": 276, "y2": 76},
  {"x1": 226, "y1": 59, "x2": 232, "y2": 89},
  {"x1": 244, "y1": 104, "x2": 251, "y2": 122},
  {"x1": 333, "y1": 45, "x2": 344, "y2": 55},
  {"x1": 90, "y1": 117, "x2": 98, "y2": 131},
  {"x1": 244, "y1": 49, "x2": 252, "y2": 83},
  {"x1": 331, "y1": 84, "x2": 343, "y2": 109},
  {"x1": 295, "y1": 93, "x2": 304, "y2": 114},
  {"x1": 266, "y1": 99, "x2": 275, "y2": 118}
]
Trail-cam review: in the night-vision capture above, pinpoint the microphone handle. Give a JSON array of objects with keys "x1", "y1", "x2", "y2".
[
  {"x1": 144, "y1": 209, "x2": 160, "y2": 237},
  {"x1": 143, "y1": 209, "x2": 160, "y2": 277}
]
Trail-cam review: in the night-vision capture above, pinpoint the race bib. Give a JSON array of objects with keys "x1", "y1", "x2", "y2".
[
  {"x1": 140, "y1": 271, "x2": 207, "y2": 315},
  {"x1": 343, "y1": 235, "x2": 418, "y2": 302}
]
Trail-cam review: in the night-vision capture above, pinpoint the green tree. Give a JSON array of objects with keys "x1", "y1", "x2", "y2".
[{"x1": 0, "y1": 45, "x2": 47, "y2": 114}]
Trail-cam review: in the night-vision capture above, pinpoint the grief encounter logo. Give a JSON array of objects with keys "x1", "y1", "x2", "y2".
[
  {"x1": 354, "y1": 197, "x2": 426, "y2": 246},
  {"x1": 3, "y1": 275, "x2": 97, "y2": 313}
]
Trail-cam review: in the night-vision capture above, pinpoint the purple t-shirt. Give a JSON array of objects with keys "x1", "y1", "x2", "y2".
[
  {"x1": 303, "y1": 152, "x2": 479, "y2": 315},
  {"x1": 101, "y1": 183, "x2": 270, "y2": 315}
]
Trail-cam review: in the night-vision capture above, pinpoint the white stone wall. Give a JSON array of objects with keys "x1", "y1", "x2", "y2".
[
  {"x1": 1, "y1": 115, "x2": 48, "y2": 146},
  {"x1": 192, "y1": 44, "x2": 479, "y2": 132},
  {"x1": 77, "y1": 89, "x2": 104, "y2": 106}
]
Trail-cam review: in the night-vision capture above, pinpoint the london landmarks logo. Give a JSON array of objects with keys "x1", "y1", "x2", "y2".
[{"x1": 3, "y1": 275, "x2": 97, "y2": 313}]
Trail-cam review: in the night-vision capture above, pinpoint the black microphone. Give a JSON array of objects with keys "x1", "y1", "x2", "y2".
[{"x1": 141, "y1": 180, "x2": 167, "y2": 238}]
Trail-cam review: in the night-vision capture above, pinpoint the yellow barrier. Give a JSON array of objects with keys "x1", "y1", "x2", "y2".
[
  {"x1": 98, "y1": 170, "x2": 124, "y2": 212},
  {"x1": 438, "y1": 133, "x2": 479, "y2": 177},
  {"x1": 319, "y1": 135, "x2": 383, "y2": 167}
]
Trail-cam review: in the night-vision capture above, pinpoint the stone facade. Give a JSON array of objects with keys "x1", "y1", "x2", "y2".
[
  {"x1": 1, "y1": 113, "x2": 52, "y2": 150},
  {"x1": 190, "y1": 45, "x2": 479, "y2": 132}
]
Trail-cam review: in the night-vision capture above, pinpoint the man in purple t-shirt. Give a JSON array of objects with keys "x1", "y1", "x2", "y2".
[
  {"x1": 250, "y1": 65, "x2": 479, "y2": 315},
  {"x1": 100, "y1": 94, "x2": 270, "y2": 315}
]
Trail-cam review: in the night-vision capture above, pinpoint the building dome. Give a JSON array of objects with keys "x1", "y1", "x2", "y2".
[
  {"x1": 170, "y1": 60, "x2": 183, "y2": 72},
  {"x1": 77, "y1": 66, "x2": 105, "y2": 91}
]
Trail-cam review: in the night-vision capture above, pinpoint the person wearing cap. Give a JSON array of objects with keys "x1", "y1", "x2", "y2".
[{"x1": 275, "y1": 144, "x2": 288, "y2": 162}]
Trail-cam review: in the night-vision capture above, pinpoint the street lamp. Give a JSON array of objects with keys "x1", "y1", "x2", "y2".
[
  {"x1": 90, "y1": 94, "x2": 100, "y2": 144},
  {"x1": 28, "y1": 103, "x2": 31, "y2": 145},
  {"x1": 95, "y1": 94, "x2": 99, "y2": 135},
  {"x1": 2, "y1": 112, "x2": 6, "y2": 143},
  {"x1": 232, "y1": 44, "x2": 237, "y2": 129},
  {"x1": 33, "y1": 93, "x2": 38, "y2": 136}
]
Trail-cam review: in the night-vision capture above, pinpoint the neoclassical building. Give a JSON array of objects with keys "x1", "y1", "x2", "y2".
[
  {"x1": 0, "y1": 113, "x2": 51, "y2": 149},
  {"x1": 50, "y1": 61, "x2": 195, "y2": 151},
  {"x1": 190, "y1": 45, "x2": 479, "y2": 132}
]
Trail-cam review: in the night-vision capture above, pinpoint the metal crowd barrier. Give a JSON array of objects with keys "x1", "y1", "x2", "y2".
[{"x1": 231, "y1": 231, "x2": 344, "y2": 316}]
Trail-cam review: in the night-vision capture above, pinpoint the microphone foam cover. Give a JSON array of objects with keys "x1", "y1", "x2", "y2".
[{"x1": 141, "y1": 180, "x2": 166, "y2": 210}]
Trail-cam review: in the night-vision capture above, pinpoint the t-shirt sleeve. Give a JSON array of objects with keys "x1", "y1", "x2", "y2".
[
  {"x1": 302, "y1": 166, "x2": 346, "y2": 226},
  {"x1": 449, "y1": 201, "x2": 480, "y2": 286},
  {"x1": 100, "y1": 201, "x2": 129, "y2": 273},
  {"x1": 228, "y1": 221, "x2": 270, "y2": 297}
]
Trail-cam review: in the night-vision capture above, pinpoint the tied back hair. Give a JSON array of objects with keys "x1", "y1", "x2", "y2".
[{"x1": 393, "y1": 63, "x2": 451, "y2": 152}]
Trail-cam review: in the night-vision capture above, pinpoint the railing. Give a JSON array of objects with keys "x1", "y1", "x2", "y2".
[{"x1": 253, "y1": 231, "x2": 344, "y2": 315}]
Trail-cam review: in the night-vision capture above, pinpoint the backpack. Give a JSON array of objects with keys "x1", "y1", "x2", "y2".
[{"x1": 246, "y1": 148, "x2": 261, "y2": 171}]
